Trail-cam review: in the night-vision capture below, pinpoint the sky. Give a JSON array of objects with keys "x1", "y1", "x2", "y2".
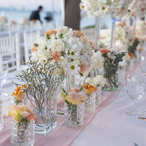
[{"x1": 0, "y1": 0, "x2": 61, "y2": 11}]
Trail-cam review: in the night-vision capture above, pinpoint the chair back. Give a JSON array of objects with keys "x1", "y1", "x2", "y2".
[
  {"x1": 0, "y1": 33, "x2": 20, "y2": 72},
  {"x1": 23, "y1": 31, "x2": 40, "y2": 62}
]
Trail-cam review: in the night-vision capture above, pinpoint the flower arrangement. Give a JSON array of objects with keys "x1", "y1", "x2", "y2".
[
  {"x1": 31, "y1": 26, "x2": 93, "y2": 75},
  {"x1": 12, "y1": 85, "x2": 25, "y2": 105},
  {"x1": 115, "y1": 21, "x2": 133, "y2": 49},
  {"x1": 100, "y1": 48, "x2": 126, "y2": 91},
  {"x1": 80, "y1": 0, "x2": 131, "y2": 17},
  {"x1": 136, "y1": 21, "x2": 146, "y2": 36},
  {"x1": 13, "y1": 60, "x2": 65, "y2": 135},
  {"x1": 126, "y1": 0, "x2": 146, "y2": 17},
  {"x1": 20, "y1": 17, "x2": 29, "y2": 25},
  {"x1": 7, "y1": 105, "x2": 36, "y2": 145},
  {"x1": 61, "y1": 88, "x2": 85, "y2": 127}
]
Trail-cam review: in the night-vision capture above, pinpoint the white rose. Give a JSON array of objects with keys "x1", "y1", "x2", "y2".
[
  {"x1": 94, "y1": 75, "x2": 106, "y2": 87},
  {"x1": 51, "y1": 39, "x2": 65, "y2": 52},
  {"x1": 39, "y1": 37, "x2": 47, "y2": 46},
  {"x1": 91, "y1": 51, "x2": 104, "y2": 69},
  {"x1": 123, "y1": 54, "x2": 130, "y2": 61},
  {"x1": 85, "y1": 78, "x2": 96, "y2": 86}
]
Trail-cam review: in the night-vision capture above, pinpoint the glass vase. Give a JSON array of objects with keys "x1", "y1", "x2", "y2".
[
  {"x1": 110, "y1": 12, "x2": 116, "y2": 50},
  {"x1": 84, "y1": 92, "x2": 96, "y2": 114},
  {"x1": 118, "y1": 62, "x2": 126, "y2": 86},
  {"x1": 11, "y1": 120, "x2": 35, "y2": 146},
  {"x1": 0, "y1": 99, "x2": 3, "y2": 131},
  {"x1": 96, "y1": 86, "x2": 101, "y2": 105},
  {"x1": 95, "y1": 16, "x2": 100, "y2": 51},
  {"x1": 64, "y1": 103, "x2": 84, "y2": 127},
  {"x1": 102, "y1": 69, "x2": 119, "y2": 92},
  {"x1": 24, "y1": 90, "x2": 57, "y2": 136}
]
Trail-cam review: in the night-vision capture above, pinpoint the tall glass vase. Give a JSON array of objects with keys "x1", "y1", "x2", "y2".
[
  {"x1": 95, "y1": 16, "x2": 100, "y2": 51},
  {"x1": 133, "y1": 16, "x2": 136, "y2": 36},
  {"x1": 11, "y1": 120, "x2": 35, "y2": 146},
  {"x1": 110, "y1": 12, "x2": 116, "y2": 50},
  {"x1": 25, "y1": 90, "x2": 57, "y2": 136}
]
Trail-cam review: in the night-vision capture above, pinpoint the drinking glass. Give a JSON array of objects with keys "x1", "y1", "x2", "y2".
[
  {"x1": 126, "y1": 73, "x2": 145, "y2": 116},
  {"x1": 140, "y1": 56, "x2": 146, "y2": 75},
  {"x1": 0, "y1": 61, "x2": 8, "y2": 97}
]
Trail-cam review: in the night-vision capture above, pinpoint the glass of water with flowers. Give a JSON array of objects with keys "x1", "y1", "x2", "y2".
[
  {"x1": 61, "y1": 88, "x2": 85, "y2": 127},
  {"x1": 7, "y1": 105, "x2": 37, "y2": 146}
]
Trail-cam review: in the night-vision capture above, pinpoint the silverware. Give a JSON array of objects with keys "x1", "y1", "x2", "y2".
[{"x1": 138, "y1": 117, "x2": 146, "y2": 121}]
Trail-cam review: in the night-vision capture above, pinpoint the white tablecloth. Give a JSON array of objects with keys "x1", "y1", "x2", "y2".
[{"x1": 2, "y1": 65, "x2": 146, "y2": 146}]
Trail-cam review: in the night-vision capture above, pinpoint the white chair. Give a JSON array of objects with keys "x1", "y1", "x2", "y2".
[
  {"x1": 23, "y1": 31, "x2": 40, "y2": 62},
  {"x1": 0, "y1": 33, "x2": 20, "y2": 72},
  {"x1": 8, "y1": 23, "x2": 20, "y2": 37}
]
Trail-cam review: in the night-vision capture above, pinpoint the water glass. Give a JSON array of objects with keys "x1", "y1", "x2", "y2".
[
  {"x1": 140, "y1": 56, "x2": 146, "y2": 75},
  {"x1": 0, "y1": 61, "x2": 8, "y2": 97},
  {"x1": 126, "y1": 73, "x2": 145, "y2": 116}
]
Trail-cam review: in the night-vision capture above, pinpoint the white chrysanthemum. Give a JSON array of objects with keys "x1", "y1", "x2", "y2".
[{"x1": 66, "y1": 62, "x2": 80, "y2": 75}]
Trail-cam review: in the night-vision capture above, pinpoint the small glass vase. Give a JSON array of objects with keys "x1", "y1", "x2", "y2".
[
  {"x1": 118, "y1": 63, "x2": 126, "y2": 86},
  {"x1": 10, "y1": 96, "x2": 24, "y2": 106},
  {"x1": 11, "y1": 120, "x2": 35, "y2": 146},
  {"x1": 102, "y1": 70, "x2": 119, "y2": 92},
  {"x1": 25, "y1": 90, "x2": 57, "y2": 136},
  {"x1": 84, "y1": 92, "x2": 96, "y2": 114},
  {"x1": 96, "y1": 86, "x2": 101, "y2": 105},
  {"x1": 95, "y1": 16, "x2": 100, "y2": 51},
  {"x1": 64, "y1": 103, "x2": 84, "y2": 127},
  {"x1": 0, "y1": 99, "x2": 3, "y2": 131}
]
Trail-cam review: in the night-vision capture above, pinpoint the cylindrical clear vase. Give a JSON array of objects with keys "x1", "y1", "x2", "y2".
[
  {"x1": 0, "y1": 99, "x2": 3, "y2": 131},
  {"x1": 95, "y1": 16, "x2": 100, "y2": 51},
  {"x1": 84, "y1": 92, "x2": 96, "y2": 114},
  {"x1": 11, "y1": 121, "x2": 35, "y2": 146},
  {"x1": 64, "y1": 103, "x2": 84, "y2": 127},
  {"x1": 96, "y1": 86, "x2": 101, "y2": 105},
  {"x1": 118, "y1": 62, "x2": 126, "y2": 86},
  {"x1": 102, "y1": 70, "x2": 119, "y2": 91}
]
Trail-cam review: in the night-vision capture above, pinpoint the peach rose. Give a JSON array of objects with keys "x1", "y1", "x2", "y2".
[
  {"x1": 51, "y1": 51, "x2": 61, "y2": 62},
  {"x1": 80, "y1": 36, "x2": 86, "y2": 45},
  {"x1": 44, "y1": 29, "x2": 57, "y2": 36},
  {"x1": 73, "y1": 30, "x2": 84, "y2": 37},
  {"x1": 78, "y1": 63, "x2": 86, "y2": 73},
  {"x1": 69, "y1": 88, "x2": 80, "y2": 93},
  {"x1": 31, "y1": 45, "x2": 37, "y2": 53},
  {"x1": 120, "y1": 21, "x2": 126, "y2": 27},
  {"x1": 89, "y1": 41, "x2": 95, "y2": 50},
  {"x1": 100, "y1": 48, "x2": 110, "y2": 54}
]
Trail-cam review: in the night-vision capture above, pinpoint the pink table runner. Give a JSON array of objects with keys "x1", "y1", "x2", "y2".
[{"x1": 0, "y1": 64, "x2": 138, "y2": 146}]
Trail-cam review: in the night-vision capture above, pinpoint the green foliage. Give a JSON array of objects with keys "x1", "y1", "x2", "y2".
[
  {"x1": 34, "y1": 43, "x2": 39, "y2": 47},
  {"x1": 46, "y1": 34, "x2": 50, "y2": 39},
  {"x1": 60, "y1": 33, "x2": 63, "y2": 38}
]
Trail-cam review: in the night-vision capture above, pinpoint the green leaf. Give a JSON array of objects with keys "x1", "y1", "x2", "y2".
[
  {"x1": 46, "y1": 34, "x2": 50, "y2": 39},
  {"x1": 79, "y1": 73, "x2": 83, "y2": 76},
  {"x1": 62, "y1": 88, "x2": 67, "y2": 95},
  {"x1": 60, "y1": 33, "x2": 63, "y2": 38},
  {"x1": 60, "y1": 92, "x2": 66, "y2": 101},
  {"x1": 34, "y1": 43, "x2": 39, "y2": 47}
]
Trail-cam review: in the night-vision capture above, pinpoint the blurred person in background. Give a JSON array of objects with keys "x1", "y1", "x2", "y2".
[{"x1": 29, "y1": 6, "x2": 43, "y2": 24}]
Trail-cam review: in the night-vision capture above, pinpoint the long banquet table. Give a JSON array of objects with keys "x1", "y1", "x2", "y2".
[{"x1": 1, "y1": 64, "x2": 146, "y2": 146}]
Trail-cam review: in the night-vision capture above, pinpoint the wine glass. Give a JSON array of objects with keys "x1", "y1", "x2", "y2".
[
  {"x1": 126, "y1": 73, "x2": 145, "y2": 117},
  {"x1": 0, "y1": 61, "x2": 8, "y2": 97},
  {"x1": 140, "y1": 56, "x2": 146, "y2": 75}
]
